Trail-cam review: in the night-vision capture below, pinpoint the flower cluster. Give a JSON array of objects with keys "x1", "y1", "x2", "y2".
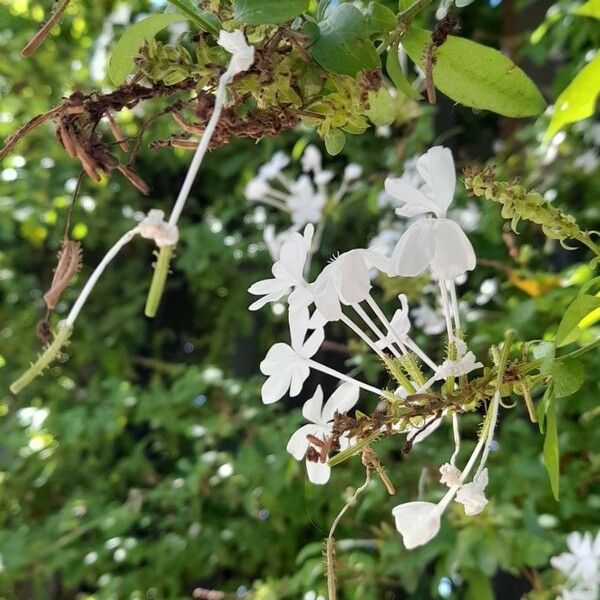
[
  {"x1": 249, "y1": 146, "x2": 502, "y2": 549},
  {"x1": 551, "y1": 531, "x2": 600, "y2": 600},
  {"x1": 245, "y1": 145, "x2": 362, "y2": 261}
]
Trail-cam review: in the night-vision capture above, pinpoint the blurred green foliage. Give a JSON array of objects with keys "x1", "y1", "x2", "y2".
[{"x1": 0, "y1": 0, "x2": 599, "y2": 599}]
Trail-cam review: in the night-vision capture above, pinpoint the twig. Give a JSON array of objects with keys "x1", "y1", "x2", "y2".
[{"x1": 21, "y1": 0, "x2": 72, "y2": 57}]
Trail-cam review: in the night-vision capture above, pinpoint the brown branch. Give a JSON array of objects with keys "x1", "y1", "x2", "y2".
[{"x1": 21, "y1": 0, "x2": 72, "y2": 58}]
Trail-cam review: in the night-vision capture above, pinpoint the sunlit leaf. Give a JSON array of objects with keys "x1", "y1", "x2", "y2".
[
  {"x1": 234, "y1": 0, "x2": 308, "y2": 24},
  {"x1": 542, "y1": 391, "x2": 560, "y2": 500},
  {"x1": 555, "y1": 294, "x2": 600, "y2": 347}
]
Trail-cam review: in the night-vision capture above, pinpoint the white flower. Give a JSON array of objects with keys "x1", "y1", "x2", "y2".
[
  {"x1": 386, "y1": 146, "x2": 476, "y2": 280},
  {"x1": 391, "y1": 217, "x2": 476, "y2": 280},
  {"x1": 439, "y1": 463, "x2": 462, "y2": 487},
  {"x1": 375, "y1": 294, "x2": 411, "y2": 349},
  {"x1": 218, "y1": 29, "x2": 254, "y2": 76},
  {"x1": 301, "y1": 145, "x2": 322, "y2": 173},
  {"x1": 551, "y1": 531, "x2": 600, "y2": 585},
  {"x1": 312, "y1": 249, "x2": 393, "y2": 321},
  {"x1": 343, "y1": 164, "x2": 362, "y2": 181},
  {"x1": 245, "y1": 177, "x2": 271, "y2": 201},
  {"x1": 286, "y1": 383, "x2": 359, "y2": 484},
  {"x1": 557, "y1": 586, "x2": 599, "y2": 600},
  {"x1": 369, "y1": 226, "x2": 404, "y2": 257},
  {"x1": 455, "y1": 468, "x2": 489, "y2": 516},
  {"x1": 392, "y1": 501, "x2": 442, "y2": 549},
  {"x1": 435, "y1": 340, "x2": 482, "y2": 379},
  {"x1": 248, "y1": 225, "x2": 313, "y2": 310},
  {"x1": 259, "y1": 328, "x2": 324, "y2": 404},
  {"x1": 138, "y1": 209, "x2": 179, "y2": 247},
  {"x1": 287, "y1": 175, "x2": 326, "y2": 226},
  {"x1": 385, "y1": 146, "x2": 455, "y2": 219},
  {"x1": 412, "y1": 300, "x2": 446, "y2": 335},
  {"x1": 258, "y1": 151, "x2": 289, "y2": 180}
]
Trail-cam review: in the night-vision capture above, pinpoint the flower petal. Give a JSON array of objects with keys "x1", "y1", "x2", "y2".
[
  {"x1": 289, "y1": 362, "x2": 310, "y2": 397},
  {"x1": 385, "y1": 177, "x2": 440, "y2": 217},
  {"x1": 261, "y1": 372, "x2": 291, "y2": 404},
  {"x1": 286, "y1": 423, "x2": 322, "y2": 459},
  {"x1": 392, "y1": 501, "x2": 441, "y2": 549},
  {"x1": 430, "y1": 219, "x2": 476, "y2": 280},
  {"x1": 322, "y1": 382, "x2": 360, "y2": 423},
  {"x1": 300, "y1": 326, "x2": 325, "y2": 358},
  {"x1": 392, "y1": 220, "x2": 435, "y2": 277},
  {"x1": 335, "y1": 253, "x2": 371, "y2": 305},
  {"x1": 306, "y1": 459, "x2": 331, "y2": 485},
  {"x1": 416, "y1": 146, "x2": 456, "y2": 217},
  {"x1": 302, "y1": 386, "x2": 324, "y2": 423}
]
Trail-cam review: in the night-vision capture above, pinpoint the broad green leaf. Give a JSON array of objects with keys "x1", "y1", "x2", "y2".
[
  {"x1": 401, "y1": 27, "x2": 546, "y2": 117},
  {"x1": 165, "y1": 0, "x2": 221, "y2": 33},
  {"x1": 308, "y1": 4, "x2": 380, "y2": 76},
  {"x1": 234, "y1": 0, "x2": 308, "y2": 24},
  {"x1": 542, "y1": 391, "x2": 560, "y2": 500},
  {"x1": 365, "y1": 88, "x2": 396, "y2": 126},
  {"x1": 324, "y1": 129, "x2": 346, "y2": 155},
  {"x1": 366, "y1": 2, "x2": 397, "y2": 34},
  {"x1": 108, "y1": 15, "x2": 184, "y2": 86},
  {"x1": 574, "y1": 0, "x2": 600, "y2": 19},
  {"x1": 544, "y1": 53, "x2": 600, "y2": 141},
  {"x1": 555, "y1": 294, "x2": 600, "y2": 347},
  {"x1": 533, "y1": 341, "x2": 555, "y2": 375},
  {"x1": 552, "y1": 358, "x2": 585, "y2": 399},
  {"x1": 537, "y1": 382, "x2": 554, "y2": 433},
  {"x1": 386, "y1": 43, "x2": 421, "y2": 100}
]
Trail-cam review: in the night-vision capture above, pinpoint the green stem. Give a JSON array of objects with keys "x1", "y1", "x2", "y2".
[
  {"x1": 397, "y1": 0, "x2": 435, "y2": 23},
  {"x1": 574, "y1": 232, "x2": 600, "y2": 260},
  {"x1": 164, "y1": 0, "x2": 219, "y2": 34},
  {"x1": 145, "y1": 245, "x2": 175, "y2": 318}
]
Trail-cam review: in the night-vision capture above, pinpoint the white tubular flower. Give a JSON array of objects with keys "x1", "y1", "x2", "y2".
[
  {"x1": 343, "y1": 163, "x2": 363, "y2": 181},
  {"x1": 392, "y1": 501, "x2": 442, "y2": 549},
  {"x1": 551, "y1": 531, "x2": 600, "y2": 585},
  {"x1": 439, "y1": 463, "x2": 462, "y2": 488},
  {"x1": 375, "y1": 294, "x2": 411, "y2": 349},
  {"x1": 286, "y1": 383, "x2": 359, "y2": 485},
  {"x1": 258, "y1": 151, "x2": 289, "y2": 180},
  {"x1": 217, "y1": 29, "x2": 255, "y2": 77},
  {"x1": 391, "y1": 217, "x2": 476, "y2": 280},
  {"x1": 262, "y1": 225, "x2": 297, "y2": 261},
  {"x1": 287, "y1": 175, "x2": 326, "y2": 226},
  {"x1": 245, "y1": 177, "x2": 271, "y2": 201},
  {"x1": 301, "y1": 145, "x2": 322, "y2": 173},
  {"x1": 312, "y1": 249, "x2": 393, "y2": 321},
  {"x1": 138, "y1": 209, "x2": 179, "y2": 247},
  {"x1": 386, "y1": 146, "x2": 476, "y2": 280},
  {"x1": 248, "y1": 224, "x2": 313, "y2": 310},
  {"x1": 259, "y1": 327, "x2": 324, "y2": 404},
  {"x1": 455, "y1": 468, "x2": 489, "y2": 516}
]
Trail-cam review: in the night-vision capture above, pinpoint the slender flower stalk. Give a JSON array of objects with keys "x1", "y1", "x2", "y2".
[{"x1": 306, "y1": 359, "x2": 385, "y2": 397}]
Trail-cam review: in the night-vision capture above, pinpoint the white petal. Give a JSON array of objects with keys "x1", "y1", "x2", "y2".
[
  {"x1": 416, "y1": 146, "x2": 456, "y2": 217},
  {"x1": 313, "y1": 277, "x2": 343, "y2": 322},
  {"x1": 259, "y1": 343, "x2": 294, "y2": 375},
  {"x1": 300, "y1": 326, "x2": 325, "y2": 358},
  {"x1": 362, "y1": 249, "x2": 394, "y2": 275},
  {"x1": 302, "y1": 386, "x2": 324, "y2": 423},
  {"x1": 289, "y1": 363, "x2": 310, "y2": 397},
  {"x1": 336, "y1": 253, "x2": 371, "y2": 305},
  {"x1": 392, "y1": 220, "x2": 435, "y2": 277},
  {"x1": 286, "y1": 423, "x2": 322, "y2": 459},
  {"x1": 430, "y1": 219, "x2": 476, "y2": 280},
  {"x1": 385, "y1": 177, "x2": 440, "y2": 217},
  {"x1": 306, "y1": 459, "x2": 331, "y2": 485},
  {"x1": 392, "y1": 501, "x2": 441, "y2": 549},
  {"x1": 302, "y1": 223, "x2": 315, "y2": 248},
  {"x1": 411, "y1": 414, "x2": 443, "y2": 445},
  {"x1": 289, "y1": 304, "x2": 310, "y2": 350},
  {"x1": 321, "y1": 382, "x2": 360, "y2": 423},
  {"x1": 261, "y1": 372, "x2": 291, "y2": 404}
]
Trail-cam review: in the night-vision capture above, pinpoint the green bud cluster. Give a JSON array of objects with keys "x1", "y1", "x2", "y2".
[{"x1": 464, "y1": 165, "x2": 581, "y2": 242}]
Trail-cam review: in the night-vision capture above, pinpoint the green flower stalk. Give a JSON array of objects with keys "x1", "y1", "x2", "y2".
[{"x1": 464, "y1": 165, "x2": 600, "y2": 261}]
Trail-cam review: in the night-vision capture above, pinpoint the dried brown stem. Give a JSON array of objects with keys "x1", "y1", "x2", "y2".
[{"x1": 20, "y1": 0, "x2": 72, "y2": 58}]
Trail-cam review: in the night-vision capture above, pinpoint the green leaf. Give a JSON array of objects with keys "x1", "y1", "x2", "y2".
[
  {"x1": 533, "y1": 341, "x2": 555, "y2": 375},
  {"x1": 366, "y1": 2, "x2": 397, "y2": 34},
  {"x1": 542, "y1": 391, "x2": 560, "y2": 500},
  {"x1": 324, "y1": 129, "x2": 346, "y2": 155},
  {"x1": 537, "y1": 382, "x2": 553, "y2": 433},
  {"x1": 108, "y1": 15, "x2": 185, "y2": 86},
  {"x1": 234, "y1": 0, "x2": 308, "y2": 24},
  {"x1": 365, "y1": 87, "x2": 396, "y2": 126},
  {"x1": 544, "y1": 53, "x2": 600, "y2": 141},
  {"x1": 555, "y1": 294, "x2": 600, "y2": 347},
  {"x1": 386, "y1": 42, "x2": 421, "y2": 100},
  {"x1": 574, "y1": 0, "x2": 600, "y2": 19},
  {"x1": 308, "y1": 4, "x2": 381, "y2": 76},
  {"x1": 401, "y1": 27, "x2": 546, "y2": 117},
  {"x1": 165, "y1": 0, "x2": 221, "y2": 33},
  {"x1": 552, "y1": 358, "x2": 585, "y2": 399}
]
